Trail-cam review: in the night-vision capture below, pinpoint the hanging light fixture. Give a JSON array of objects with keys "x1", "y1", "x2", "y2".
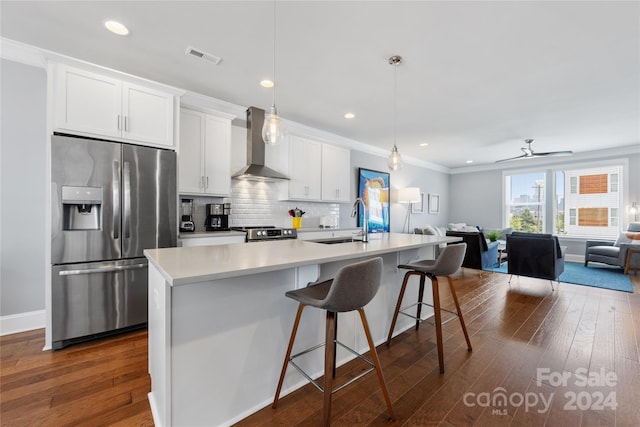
[
  {"x1": 387, "y1": 55, "x2": 403, "y2": 171},
  {"x1": 262, "y1": 0, "x2": 285, "y2": 145}
]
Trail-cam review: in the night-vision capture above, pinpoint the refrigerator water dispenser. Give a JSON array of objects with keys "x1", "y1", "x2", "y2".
[{"x1": 62, "y1": 186, "x2": 102, "y2": 230}]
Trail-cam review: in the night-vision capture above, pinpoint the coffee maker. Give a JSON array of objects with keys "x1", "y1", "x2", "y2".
[
  {"x1": 180, "y1": 198, "x2": 195, "y2": 232},
  {"x1": 205, "y1": 203, "x2": 230, "y2": 231}
]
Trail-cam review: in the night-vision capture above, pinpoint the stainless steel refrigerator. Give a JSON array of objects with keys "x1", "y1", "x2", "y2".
[{"x1": 51, "y1": 134, "x2": 176, "y2": 349}]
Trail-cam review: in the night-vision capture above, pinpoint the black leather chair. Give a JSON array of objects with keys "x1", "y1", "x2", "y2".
[
  {"x1": 506, "y1": 232, "x2": 565, "y2": 289},
  {"x1": 445, "y1": 231, "x2": 499, "y2": 270}
]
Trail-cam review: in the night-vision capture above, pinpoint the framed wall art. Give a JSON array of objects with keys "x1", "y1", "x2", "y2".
[
  {"x1": 357, "y1": 168, "x2": 390, "y2": 233},
  {"x1": 411, "y1": 192, "x2": 425, "y2": 214},
  {"x1": 428, "y1": 193, "x2": 440, "y2": 214}
]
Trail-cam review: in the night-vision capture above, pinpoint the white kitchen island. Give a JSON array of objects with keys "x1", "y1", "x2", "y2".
[{"x1": 144, "y1": 232, "x2": 460, "y2": 427}]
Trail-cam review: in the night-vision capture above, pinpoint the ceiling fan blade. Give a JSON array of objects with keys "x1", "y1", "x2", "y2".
[
  {"x1": 495, "y1": 154, "x2": 528, "y2": 163},
  {"x1": 531, "y1": 150, "x2": 573, "y2": 157}
]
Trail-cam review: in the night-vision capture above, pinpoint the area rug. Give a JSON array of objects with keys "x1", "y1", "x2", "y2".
[{"x1": 488, "y1": 262, "x2": 633, "y2": 293}]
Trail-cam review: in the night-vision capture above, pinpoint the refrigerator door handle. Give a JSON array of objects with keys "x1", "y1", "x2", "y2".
[
  {"x1": 123, "y1": 161, "x2": 131, "y2": 239},
  {"x1": 113, "y1": 160, "x2": 121, "y2": 239},
  {"x1": 58, "y1": 263, "x2": 147, "y2": 276}
]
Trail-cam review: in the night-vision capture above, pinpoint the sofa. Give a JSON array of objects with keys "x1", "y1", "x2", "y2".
[
  {"x1": 506, "y1": 232, "x2": 565, "y2": 281},
  {"x1": 584, "y1": 222, "x2": 640, "y2": 274},
  {"x1": 414, "y1": 225, "x2": 448, "y2": 257},
  {"x1": 445, "y1": 230, "x2": 499, "y2": 270}
]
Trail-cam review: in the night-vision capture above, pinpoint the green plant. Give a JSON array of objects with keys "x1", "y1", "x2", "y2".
[{"x1": 486, "y1": 230, "x2": 501, "y2": 242}]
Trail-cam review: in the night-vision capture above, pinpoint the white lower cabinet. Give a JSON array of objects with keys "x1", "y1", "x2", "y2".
[
  {"x1": 178, "y1": 108, "x2": 231, "y2": 196},
  {"x1": 179, "y1": 235, "x2": 245, "y2": 247}
]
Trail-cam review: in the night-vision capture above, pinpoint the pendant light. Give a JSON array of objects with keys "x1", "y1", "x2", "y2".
[
  {"x1": 387, "y1": 55, "x2": 403, "y2": 171},
  {"x1": 262, "y1": 0, "x2": 285, "y2": 145}
]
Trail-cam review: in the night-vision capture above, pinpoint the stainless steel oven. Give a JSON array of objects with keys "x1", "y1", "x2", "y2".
[{"x1": 231, "y1": 226, "x2": 297, "y2": 242}]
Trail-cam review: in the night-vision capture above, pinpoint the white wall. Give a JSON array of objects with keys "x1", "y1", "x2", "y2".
[
  {"x1": 449, "y1": 169, "x2": 503, "y2": 230},
  {"x1": 349, "y1": 150, "x2": 451, "y2": 232},
  {"x1": 0, "y1": 59, "x2": 47, "y2": 317}
]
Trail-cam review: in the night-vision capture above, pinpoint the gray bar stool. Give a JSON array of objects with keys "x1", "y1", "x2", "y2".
[
  {"x1": 386, "y1": 243, "x2": 472, "y2": 373},
  {"x1": 272, "y1": 257, "x2": 395, "y2": 425}
]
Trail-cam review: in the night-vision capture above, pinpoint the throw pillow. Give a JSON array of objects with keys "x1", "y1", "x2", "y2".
[
  {"x1": 614, "y1": 232, "x2": 640, "y2": 246},
  {"x1": 416, "y1": 225, "x2": 438, "y2": 235},
  {"x1": 447, "y1": 222, "x2": 467, "y2": 231}
]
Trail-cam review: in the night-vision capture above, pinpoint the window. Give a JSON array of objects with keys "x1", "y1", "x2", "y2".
[
  {"x1": 504, "y1": 172, "x2": 545, "y2": 233},
  {"x1": 611, "y1": 208, "x2": 619, "y2": 227},
  {"x1": 610, "y1": 174, "x2": 619, "y2": 192},
  {"x1": 569, "y1": 208, "x2": 577, "y2": 226},
  {"x1": 504, "y1": 164, "x2": 624, "y2": 239}
]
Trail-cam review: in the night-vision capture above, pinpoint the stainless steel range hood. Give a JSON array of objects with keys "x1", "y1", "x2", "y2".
[{"x1": 231, "y1": 107, "x2": 289, "y2": 181}]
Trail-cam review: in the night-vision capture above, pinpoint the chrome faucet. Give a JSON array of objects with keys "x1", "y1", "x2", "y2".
[{"x1": 351, "y1": 197, "x2": 369, "y2": 242}]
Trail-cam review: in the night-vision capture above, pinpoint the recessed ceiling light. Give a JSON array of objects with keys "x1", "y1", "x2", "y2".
[
  {"x1": 104, "y1": 20, "x2": 129, "y2": 36},
  {"x1": 419, "y1": 142, "x2": 429, "y2": 147},
  {"x1": 260, "y1": 80, "x2": 274, "y2": 88},
  {"x1": 344, "y1": 113, "x2": 355, "y2": 119},
  {"x1": 466, "y1": 160, "x2": 474, "y2": 164}
]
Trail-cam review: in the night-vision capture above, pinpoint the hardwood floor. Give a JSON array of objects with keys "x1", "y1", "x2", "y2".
[
  {"x1": 2, "y1": 271, "x2": 639, "y2": 426},
  {"x1": 1, "y1": 329, "x2": 153, "y2": 426}
]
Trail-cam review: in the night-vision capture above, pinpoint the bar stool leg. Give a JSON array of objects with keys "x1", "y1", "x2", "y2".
[
  {"x1": 447, "y1": 276, "x2": 472, "y2": 352},
  {"x1": 386, "y1": 271, "x2": 414, "y2": 346},
  {"x1": 332, "y1": 314, "x2": 338, "y2": 379},
  {"x1": 323, "y1": 311, "x2": 337, "y2": 427},
  {"x1": 430, "y1": 275, "x2": 445, "y2": 373},
  {"x1": 357, "y1": 308, "x2": 396, "y2": 421},
  {"x1": 273, "y1": 303, "x2": 306, "y2": 409},
  {"x1": 415, "y1": 273, "x2": 426, "y2": 330}
]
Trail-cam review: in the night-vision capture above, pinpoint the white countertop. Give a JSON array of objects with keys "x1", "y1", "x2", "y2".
[{"x1": 145, "y1": 233, "x2": 461, "y2": 286}]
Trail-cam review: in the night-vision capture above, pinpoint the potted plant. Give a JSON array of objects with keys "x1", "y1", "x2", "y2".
[{"x1": 486, "y1": 230, "x2": 501, "y2": 242}]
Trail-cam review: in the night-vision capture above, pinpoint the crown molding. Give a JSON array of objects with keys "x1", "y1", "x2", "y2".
[
  {"x1": 0, "y1": 37, "x2": 449, "y2": 175},
  {"x1": 1, "y1": 38, "x2": 46, "y2": 68},
  {"x1": 449, "y1": 144, "x2": 640, "y2": 174}
]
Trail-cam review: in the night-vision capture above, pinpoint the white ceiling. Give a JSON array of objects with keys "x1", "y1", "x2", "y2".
[{"x1": 1, "y1": 1, "x2": 638, "y2": 169}]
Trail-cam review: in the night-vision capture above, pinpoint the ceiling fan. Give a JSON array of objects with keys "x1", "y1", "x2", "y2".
[{"x1": 496, "y1": 139, "x2": 573, "y2": 163}]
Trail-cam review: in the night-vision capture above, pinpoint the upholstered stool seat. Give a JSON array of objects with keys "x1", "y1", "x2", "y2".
[
  {"x1": 273, "y1": 257, "x2": 395, "y2": 425},
  {"x1": 387, "y1": 243, "x2": 472, "y2": 373}
]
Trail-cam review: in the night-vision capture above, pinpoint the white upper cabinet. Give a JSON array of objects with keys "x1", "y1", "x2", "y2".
[
  {"x1": 121, "y1": 82, "x2": 174, "y2": 146},
  {"x1": 178, "y1": 108, "x2": 231, "y2": 196},
  {"x1": 54, "y1": 64, "x2": 175, "y2": 147},
  {"x1": 321, "y1": 144, "x2": 350, "y2": 202},
  {"x1": 288, "y1": 135, "x2": 322, "y2": 200}
]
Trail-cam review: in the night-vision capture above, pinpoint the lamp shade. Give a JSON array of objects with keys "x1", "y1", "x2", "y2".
[{"x1": 397, "y1": 187, "x2": 421, "y2": 204}]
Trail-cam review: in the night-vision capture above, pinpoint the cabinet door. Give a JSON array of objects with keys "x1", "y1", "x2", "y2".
[
  {"x1": 321, "y1": 144, "x2": 350, "y2": 202},
  {"x1": 55, "y1": 65, "x2": 122, "y2": 138},
  {"x1": 203, "y1": 115, "x2": 231, "y2": 196},
  {"x1": 289, "y1": 136, "x2": 321, "y2": 200},
  {"x1": 122, "y1": 82, "x2": 174, "y2": 147},
  {"x1": 288, "y1": 136, "x2": 309, "y2": 199},
  {"x1": 178, "y1": 109, "x2": 205, "y2": 194},
  {"x1": 305, "y1": 140, "x2": 322, "y2": 199}
]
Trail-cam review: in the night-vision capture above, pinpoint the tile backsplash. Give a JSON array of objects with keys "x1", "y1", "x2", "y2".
[{"x1": 180, "y1": 180, "x2": 342, "y2": 232}]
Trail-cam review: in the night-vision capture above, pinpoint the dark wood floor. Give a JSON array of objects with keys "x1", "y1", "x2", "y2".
[{"x1": 2, "y1": 270, "x2": 639, "y2": 426}]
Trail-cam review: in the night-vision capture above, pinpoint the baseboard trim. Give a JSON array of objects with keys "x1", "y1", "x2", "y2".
[
  {"x1": 566, "y1": 254, "x2": 585, "y2": 264},
  {"x1": 0, "y1": 310, "x2": 45, "y2": 336}
]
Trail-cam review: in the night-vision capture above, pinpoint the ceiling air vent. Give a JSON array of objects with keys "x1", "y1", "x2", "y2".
[{"x1": 185, "y1": 46, "x2": 222, "y2": 65}]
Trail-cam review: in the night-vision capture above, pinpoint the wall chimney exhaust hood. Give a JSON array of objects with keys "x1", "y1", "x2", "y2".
[{"x1": 231, "y1": 107, "x2": 289, "y2": 181}]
